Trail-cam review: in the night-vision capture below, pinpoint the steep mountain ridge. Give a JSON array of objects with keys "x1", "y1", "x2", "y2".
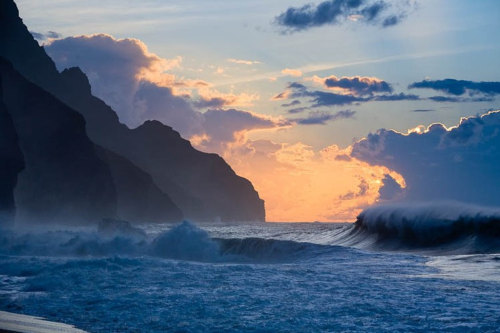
[
  {"x1": 0, "y1": 0, "x2": 265, "y2": 222},
  {"x1": 0, "y1": 57, "x2": 117, "y2": 224}
]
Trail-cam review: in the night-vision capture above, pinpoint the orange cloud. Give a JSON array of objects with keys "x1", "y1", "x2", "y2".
[
  {"x1": 281, "y1": 68, "x2": 303, "y2": 77},
  {"x1": 196, "y1": 87, "x2": 260, "y2": 108}
]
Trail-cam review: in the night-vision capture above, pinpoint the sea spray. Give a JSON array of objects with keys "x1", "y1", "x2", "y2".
[
  {"x1": 353, "y1": 201, "x2": 500, "y2": 252},
  {"x1": 150, "y1": 221, "x2": 220, "y2": 261}
]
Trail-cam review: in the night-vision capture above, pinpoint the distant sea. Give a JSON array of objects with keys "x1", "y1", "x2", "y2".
[{"x1": 1, "y1": 217, "x2": 499, "y2": 332}]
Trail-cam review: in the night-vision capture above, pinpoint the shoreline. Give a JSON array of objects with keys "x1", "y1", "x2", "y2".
[{"x1": 0, "y1": 311, "x2": 86, "y2": 333}]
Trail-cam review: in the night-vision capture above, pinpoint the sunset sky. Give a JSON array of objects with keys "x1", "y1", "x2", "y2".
[{"x1": 16, "y1": 0, "x2": 500, "y2": 221}]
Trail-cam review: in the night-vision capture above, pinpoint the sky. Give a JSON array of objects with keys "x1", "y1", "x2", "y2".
[{"x1": 16, "y1": 0, "x2": 500, "y2": 222}]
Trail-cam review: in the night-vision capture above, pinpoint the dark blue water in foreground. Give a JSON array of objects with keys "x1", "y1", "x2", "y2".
[{"x1": 0, "y1": 220, "x2": 499, "y2": 332}]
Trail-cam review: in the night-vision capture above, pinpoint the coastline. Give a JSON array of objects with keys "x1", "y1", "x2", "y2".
[{"x1": 0, "y1": 311, "x2": 86, "y2": 333}]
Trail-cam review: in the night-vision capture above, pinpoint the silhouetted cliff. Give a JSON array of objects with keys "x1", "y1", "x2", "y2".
[
  {"x1": 0, "y1": 79, "x2": 24, "y2": 226},
  {"x1": 0, "y1": 0, "x2": 265, "y2": 222},
  {"x1": 0, "y1": 57, "x2": 116, "y2": 224},
  {"x1": 96, "y1": 146, "x2": 183, "y2": 223}
]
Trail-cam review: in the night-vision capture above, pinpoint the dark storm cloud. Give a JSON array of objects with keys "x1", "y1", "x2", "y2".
[
  {"x1": 274, "y1": 0, "x2": 412, "y2": 32},
  {"x1": 409, "y1": 79, "x2": 500, "y2": 96},
  {"x1": 292, "y1": 109, "x2": 356, "y2": 125}
]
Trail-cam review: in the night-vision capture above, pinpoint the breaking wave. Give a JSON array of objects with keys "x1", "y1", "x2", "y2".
[
  {"x1": 2, "y1": 203, "x2": 499, "y2": 263},
  {"x1": 0, "y1": 220, "x2": 333, "y2": 263},
  {"x1": 350, "y1": 202, "x2": 500, "y2": 253}
]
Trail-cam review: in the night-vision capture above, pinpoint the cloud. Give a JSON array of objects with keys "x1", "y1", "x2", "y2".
[
  {"x1": 339, "y1": 178, "x2": 369, "y2": 200},
  {"x1": 193, "y1": 109, "x2": 291, "y2": 153},
  {"x1": 45, "y1": 34, "x2": 279, "y2": 153},
  {"x1": 288, "y1": 82, "x2": 365, "y2": 106},
  {"x1": 427, "y1": 95, "x2": 494, "y2": 103},
  {"x1": 409, "y1": 79, "x2": 500, "y2": 96},
  {"x1": 277, "y1": 79, "x2": 421, "y2": 108},
  {"x1": 372, "y1": 92, "x2": 420, "y2": 101},
  {"x1": 281, "y1": 100, "x2": 301, "y2": 107},
  {"x1": 281, "y1": 68, "x2": 303, "y2": 77},
  {"x1": 227, "y1": 58, "x2": 261, "y2": 65},
  {"x1": 378, "y1": 174, "x2": 404, "y2": 200},
  {"x1": 291, "y1": 110, "x2": 356, "y2": 125},
  {"x1": 287, "y1": 107, "x2": 309, "y2": 114},
  {"x1": 224, "y1": 140, "x2": 404, "y2": 221},
  {"x1": 195, "y1": 88, "x2": 259, "y2": 109},
  {"x1": 275, "y1": 0, "x2": 413, "y2": 32},
  {"x1": 382, "y1": 15, "x2": 401, "y2": 27},
  {"x1": 412, "y1": 109, "x2": 435, "y2": 112},
  {"x1": 351, "y1": 110, "x2": 500, "y2": 207},
  {"x1": 322, "y1": 75, "x2": 393, "y2": 96},
  {"x1": 30, "y1": 30, "x2": 61, "y2": 41},
  {"x1": 428, "y1": 96, "x2": 461, "y2": 103}
]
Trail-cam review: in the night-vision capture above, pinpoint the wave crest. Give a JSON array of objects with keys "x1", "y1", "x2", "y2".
[{"x1": 353, "y1": 202, "x2": 500, "y2": 252}]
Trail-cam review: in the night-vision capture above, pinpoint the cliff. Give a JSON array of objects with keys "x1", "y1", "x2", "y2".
[
  {"x1": 0, "y1": 57, "x2": 116, "y2": 224},
  {"x1": 0, "y1": 0, "x2": 265, "y2": 222},
  {"x1": 0, "y1": 79, "x2": 24, "y2": 226}
]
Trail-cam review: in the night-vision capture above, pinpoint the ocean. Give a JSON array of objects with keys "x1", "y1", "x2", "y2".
[{"x1": 1, "y1": 207, "x2": 499, "y2": 332}]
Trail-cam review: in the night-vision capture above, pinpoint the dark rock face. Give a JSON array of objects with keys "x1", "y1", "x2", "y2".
[
  {"x1": 0, "y1": 0, "x2": 266, "y2": 222},
  {"x1": 96, "y1": 147, "x2": 183, "y2": 223},
  {"x1": 0, "y1": 58, "x2": 117, "y2": 224},
  {"x1": 0, "y1": 79, "x2": 24, "y2": 226}
]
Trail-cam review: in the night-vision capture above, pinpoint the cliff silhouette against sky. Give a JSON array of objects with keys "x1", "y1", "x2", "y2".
[{"x1": 0, "y1": 0, "x2": 265, "y2": 224}]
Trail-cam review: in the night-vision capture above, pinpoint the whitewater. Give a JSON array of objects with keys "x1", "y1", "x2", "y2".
[{"x1": 1, "y1": 204, "x2": 500, "y2": 332}]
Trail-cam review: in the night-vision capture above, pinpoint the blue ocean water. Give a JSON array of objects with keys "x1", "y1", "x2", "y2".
[{"x1": 0, "y1": 219, "x2": 499, "y2": 332}]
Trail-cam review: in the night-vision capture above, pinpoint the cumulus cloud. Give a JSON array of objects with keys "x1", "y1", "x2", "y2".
[
  {"x1": 409, "y1": 79, "x2": 500, "y2": 96},
  {"x1": 193, "y1": 109, "x2": 291, "y2": 153},
  {"x1": 275, "y1": 0, "x2": 413, "y2": 32},
  {"x1": 45, "y1": 34, "x2": 279, "y2": 153},
  {"x1": 351, "y1": 110, "x2": 500, "y2": 207},
  {"x1": 291, "y1": 110, "x2": 356, "y2": 125},
  {"x1": 378, "y1": 174, "x2": 404, "y2": 200}
]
